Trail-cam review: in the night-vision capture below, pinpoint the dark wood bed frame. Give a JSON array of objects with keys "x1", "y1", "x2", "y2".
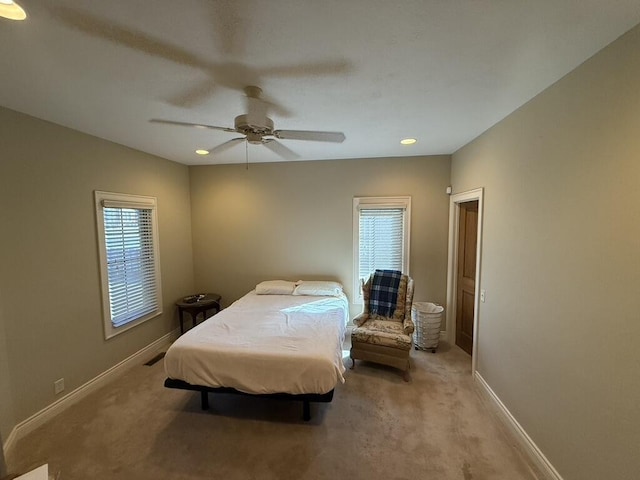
[{"x1": 164, "y1": 378, "x2": 334, "y2": 421}]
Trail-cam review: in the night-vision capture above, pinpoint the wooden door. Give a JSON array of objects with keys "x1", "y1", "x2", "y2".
[{"x1": 456, "y1": 200, "x2": 478, "y2": 355}]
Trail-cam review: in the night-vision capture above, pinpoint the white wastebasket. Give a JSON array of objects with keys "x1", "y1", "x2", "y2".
[{"x1": 412, "y1": 302, "x2": 444, "y2": 352}]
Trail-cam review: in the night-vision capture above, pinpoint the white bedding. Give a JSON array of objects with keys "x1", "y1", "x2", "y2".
[{"x1": 164, "y1": 291, "x2": 349, "y2": 395}]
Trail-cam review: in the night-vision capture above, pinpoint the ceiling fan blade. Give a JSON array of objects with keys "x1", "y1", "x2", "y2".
[
  {"x1": 150, "y1": 119, "x2": 236, "y2": 133},
  {"x1": 261, "y1": 95, "x2": 293, "y2": 118},
  {"x1": 210, "y1": 138, "x2": 246, "y2": 155},
  {"x1": 258, "y1": 60, "x2": 352, "y2": 78},
  {"x1": 244, "y1": 87, "x2": 268, "y2": 126},
  {"x1": 53, "y1": 7, "x2": 208, "y2": 70},
  {"x1": 274, "y1": 130, "x2": 346, "y2": 143},
  {"x1": 167, "y1": 79, "x2": 218, "y2": 108},
  {"x1": 210, "y1": 1, "x2": 246, "y2": 57},
  {"x1": 262, "y1": 139, "x2": 300, "y2": 160}
]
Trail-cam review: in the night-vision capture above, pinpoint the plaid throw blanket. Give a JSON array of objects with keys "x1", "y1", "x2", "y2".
[{"x1": 369, "y1": 269, "x2": 402, "y2": 317}]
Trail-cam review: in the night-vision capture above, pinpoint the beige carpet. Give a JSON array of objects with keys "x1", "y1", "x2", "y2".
[{"x1": 7, "y1": 341, "x2": 540, "y2": 479}]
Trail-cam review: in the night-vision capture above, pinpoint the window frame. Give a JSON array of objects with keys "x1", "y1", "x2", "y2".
[
  {"x1": 352, "y1": 196, "x2": 411, "y2": 304},
  {"x1": 95, "y1": 191, "x2": 163, "y2": 339}
]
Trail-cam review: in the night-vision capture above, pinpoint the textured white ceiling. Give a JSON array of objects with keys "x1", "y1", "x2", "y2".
[{"x1": 1, "y1": 1, "x2": 639, "y2": 165}]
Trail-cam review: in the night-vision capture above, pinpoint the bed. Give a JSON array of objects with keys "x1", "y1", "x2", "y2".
[{"x1": 164, "y1": 280, "x2": 349, "y2": 420}]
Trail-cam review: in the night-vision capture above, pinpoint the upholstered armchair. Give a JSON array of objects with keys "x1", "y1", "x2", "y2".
[{"x1": 350, "y1": 271, "x2": 415, "y2": 381}]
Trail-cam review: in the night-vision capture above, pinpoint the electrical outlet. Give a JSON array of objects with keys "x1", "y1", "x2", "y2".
[
  {"x1": 480, "y1": 289, "x2": 486, "y2": 303},
  {"x1": 54, "y1": 378, "x2": 64, "y2": 395}
]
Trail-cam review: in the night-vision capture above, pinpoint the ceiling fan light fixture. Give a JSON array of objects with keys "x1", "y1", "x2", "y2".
[
  {"x1": 246, "y1": 132, "x2": 262, "y2": 145},
  {"x1": 0, "y1": 0, "x2": 27, "y2": 20},
  {"x1": 195, "y1": 149, "x2": 210, "y2": 155},
  {"x1": 400, "y1": 138, "x2": 417, "y2": 145}
]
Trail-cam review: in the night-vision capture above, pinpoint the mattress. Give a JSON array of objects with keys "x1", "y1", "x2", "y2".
[{"x1": 164, "y1": 290, "x2": 349, "y2": 395}]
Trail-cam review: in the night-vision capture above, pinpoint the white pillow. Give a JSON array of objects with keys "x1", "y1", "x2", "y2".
[
  {"x1": 255, "y1": 280, "x2": 296, "y2": 295},
  {"x1": 293, "y1": 280, "x2": 343, "y2": 297}
]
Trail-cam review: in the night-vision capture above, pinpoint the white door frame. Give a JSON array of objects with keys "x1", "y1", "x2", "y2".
[{"x1": 445, "y1": 188, "x2": 484, "y2": 374}]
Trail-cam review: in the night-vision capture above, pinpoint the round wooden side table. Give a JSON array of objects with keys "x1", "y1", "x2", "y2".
[{"x1": 175, "y1": 293, "x2": 221, "y2": 334}]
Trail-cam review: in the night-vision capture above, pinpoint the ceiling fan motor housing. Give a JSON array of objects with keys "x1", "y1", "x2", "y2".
[{"x1": 234, "y1": 114, "x2": 274, "y2": 144}]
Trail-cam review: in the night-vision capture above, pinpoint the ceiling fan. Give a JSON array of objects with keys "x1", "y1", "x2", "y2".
[{"x1": 150, "y1": 86, "x2": 346, "y2": 160}]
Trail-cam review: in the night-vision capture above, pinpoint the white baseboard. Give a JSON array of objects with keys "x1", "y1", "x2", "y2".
[
  {"x1": 3, "y1": 329, "x2": 179, "y2": 455},
  {"x1": 3, "y1": 427, "x2": 17, "y2": 461},
  {"x1": 474, "y1": 372, "x2": 564, "y2": 480}
]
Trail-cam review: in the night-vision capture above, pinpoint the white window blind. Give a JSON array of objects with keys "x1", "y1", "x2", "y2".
[
  {"x1": 353, "y1": 196, "x2": 411, "y2": 302},
  {"x1": 358, "y1": 207, "x2": 405, "y2": 280},
  {"x1": 95, "y1": 191, "x2": 162, "y2": 339},
  {"x1": 103, "y1": 206, "x2": 158, "y2": 327}
]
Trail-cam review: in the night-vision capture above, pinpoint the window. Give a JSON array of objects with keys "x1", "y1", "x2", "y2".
[
  {"x1": 95, "y1": 191, "x2": 162, "y2": 339},
  {"x1": 353, "y1": 196, "x2": 411, "y2": 302}
]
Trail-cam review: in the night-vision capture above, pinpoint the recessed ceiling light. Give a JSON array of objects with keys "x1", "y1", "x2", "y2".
[
  {"x1": 400, "y1": 138, "x2": 417, "y2": 145},
  {"x1": 195, "y1": 149, "x2": 210, "y2": 155},
  {"x1": 0, "y1": 0, "x2": 27, "y2": 20}
]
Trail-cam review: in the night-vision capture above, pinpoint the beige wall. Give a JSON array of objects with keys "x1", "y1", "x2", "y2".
[
  {"x1": 0, "y1": 109, "x2": 450, "y2": 450},
  {"x1": 0, "y1": 297, "x2": 12, "y2": 474},
  {"x1": 0, "y1": 107, "x2": 194, "y2": 435},
  {"x1": 189, "y1": 156, "x2": 451, "y2": 317},
  {"x1": 451, "y1": 25, "x2": 640, "y2": 480}
]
